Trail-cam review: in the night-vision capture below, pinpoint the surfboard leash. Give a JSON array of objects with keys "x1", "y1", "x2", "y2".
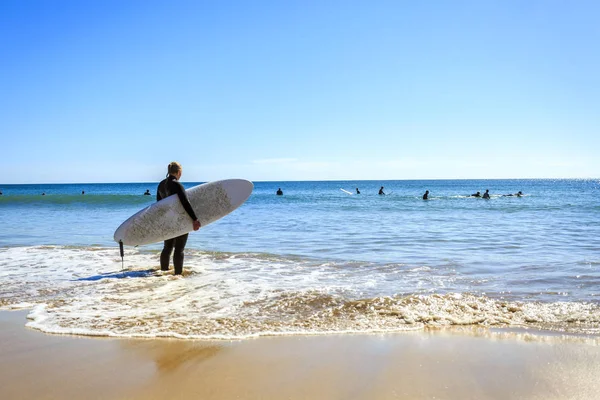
[{"x1": 119, "y1": 240, "x2": 124, "y2": 271}]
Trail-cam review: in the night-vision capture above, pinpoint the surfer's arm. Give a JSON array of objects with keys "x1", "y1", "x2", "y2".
[
  {"x1": 156, "y1": 180, "x2": 167, "y2": 202},
  {"x1": 174, "y1": 182, "x2": 199, "y2": 222}
]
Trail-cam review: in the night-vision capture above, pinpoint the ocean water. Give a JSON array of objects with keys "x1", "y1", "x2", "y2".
[{"x1": 0, "y1": 179, "x2": 599, "y2": 339}]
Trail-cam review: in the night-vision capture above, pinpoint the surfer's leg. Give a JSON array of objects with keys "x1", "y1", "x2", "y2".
[
  {"x1": 173, "y1": 234, "x2": 189, "y2": 275},
  {"x1": 160, "y1": 238, "x2": 175, "y2": 271}
]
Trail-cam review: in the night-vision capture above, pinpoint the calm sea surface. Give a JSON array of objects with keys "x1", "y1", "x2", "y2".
[{"x1": 1, "y1": 179, "x2": 599, "y2": 339}]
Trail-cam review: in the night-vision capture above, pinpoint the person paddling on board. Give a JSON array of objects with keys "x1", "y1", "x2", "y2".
[
  {"x1": 157, "y1": 162, "x2": 201, "y2": 275},
  {"x1": 470, "y1": 191, "x2": 481, "y2": 197},
  {"x1": 378, "y1": 186, "x2": 385, "y2": 195}
]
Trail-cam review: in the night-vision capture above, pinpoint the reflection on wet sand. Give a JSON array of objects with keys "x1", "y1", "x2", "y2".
[
  {"x1": 430, "y1": 326, "x2": 600, "y2": 346},
  {"x1": 127, "y1": 329, "x2": 600, "y2": 400},
  {"x1": 2, "y1": 311, "x2": 600, "y2": 400},
  {"x1": 120, "y1": 338, "x2": 222, "y2": 373}
]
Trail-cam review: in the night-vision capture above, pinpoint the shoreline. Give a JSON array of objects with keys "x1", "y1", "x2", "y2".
[
  {"x1": 20, "y1": 302, "x2": 600, "y2": 341},
  {"x1": 2, "y1": 310, "x2": 599, "y2": 399}
]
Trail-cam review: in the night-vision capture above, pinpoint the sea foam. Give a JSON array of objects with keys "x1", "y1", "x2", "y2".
[{"x1": 1, "y1": 246, "x2": 599, "y2": 339}]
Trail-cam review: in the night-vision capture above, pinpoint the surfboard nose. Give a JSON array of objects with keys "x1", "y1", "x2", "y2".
[{"x1": 221, "y1": 179, "x2": 253, "y2": 207}]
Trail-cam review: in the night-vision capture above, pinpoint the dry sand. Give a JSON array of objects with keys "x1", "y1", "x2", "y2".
[{"x1": 1, "y1": 310, "x2": 599, "y2": 400}]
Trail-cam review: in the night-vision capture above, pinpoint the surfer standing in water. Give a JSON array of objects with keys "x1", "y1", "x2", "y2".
[{"x1": 157, "y1": 162, "x2": 201, "y2": 275}]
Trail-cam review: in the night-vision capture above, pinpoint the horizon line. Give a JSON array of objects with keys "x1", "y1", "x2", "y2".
[{"x1": 1, "y1": 177, "x2": 598, "y2": 185}]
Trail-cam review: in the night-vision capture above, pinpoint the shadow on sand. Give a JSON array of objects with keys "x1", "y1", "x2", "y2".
[{"x1": 74, "y1": 269, "x2": 157, "y2": 281}]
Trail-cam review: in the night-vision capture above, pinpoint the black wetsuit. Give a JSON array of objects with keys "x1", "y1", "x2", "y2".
[{"x1": 157, "y1": 175, "x2": 198, "y2": 274}]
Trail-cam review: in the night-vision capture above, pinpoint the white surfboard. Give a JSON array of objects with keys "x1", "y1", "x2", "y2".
[
  {"x1": 340, "y1": 188, "x2": 353, "y2": 195},
  {"x1": 114, "y1": 179, "x2": 253, "y2": 246}
]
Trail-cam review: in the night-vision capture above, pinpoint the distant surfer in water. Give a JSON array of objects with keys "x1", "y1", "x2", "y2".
[
  {"x1": 144, "y1": 189, "x2": 151, "y2": 195},
  {"x1": 482, "y1": 189, "x2": 490, "y2": 199},
  {"x1": 276, "y1": 188, "x2": 283, "y2": 196},
  {"x1": 470, "y1": 191, "x2": 481, "y2": 197},
  {"x1": 356, "y1": 188, "x2": 360, "y2": 194},
  {"x1": 81, "y1": 191, "x2": 85, "y2": 195},
  {"x1": 378, "y1": 186, "x2": 385, "y2": 195},
  {"x1": 157, "y1": 162, "x2": 201, "y2": 275},
  {"x1": 423, "y1": 190, "x2": 429, "y2": 200}
]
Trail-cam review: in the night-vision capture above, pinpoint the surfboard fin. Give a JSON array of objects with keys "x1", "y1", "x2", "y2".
[{"x1": 119, "y1": 240, "x2": 124, "y2": 270}]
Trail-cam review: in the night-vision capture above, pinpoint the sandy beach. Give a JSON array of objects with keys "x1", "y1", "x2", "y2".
[{"x1": 1, "y1": 310, "x2": 599, "y2": 400}]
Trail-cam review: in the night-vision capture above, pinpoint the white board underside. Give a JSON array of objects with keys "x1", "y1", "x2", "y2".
[{"x1": 114, "y1": 179, "x2": 253, "y2": 246}]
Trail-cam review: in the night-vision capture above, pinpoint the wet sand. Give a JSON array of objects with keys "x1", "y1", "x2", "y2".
[{"x1": 1, "y1": 310, "x2": 599, "y2": 400}]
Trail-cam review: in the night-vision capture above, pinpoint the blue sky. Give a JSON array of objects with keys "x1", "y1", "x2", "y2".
[{"x1": 1, "y1": 0, "x2": 599, "y2": 183}]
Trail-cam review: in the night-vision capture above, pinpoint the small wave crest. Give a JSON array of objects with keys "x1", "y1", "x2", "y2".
[
  {"x1": 25, "y1": 292, "x2": 600, "y2": 340},
  {"x1": 2, "y1": 246, "x2": 599, "y2": 340}
]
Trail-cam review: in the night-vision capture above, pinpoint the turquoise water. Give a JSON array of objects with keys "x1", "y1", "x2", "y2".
[{"x1": 0, "y1": 179, "x2": 599, "y2": 338}]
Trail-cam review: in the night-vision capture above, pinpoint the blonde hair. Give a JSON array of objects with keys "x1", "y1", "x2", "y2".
[{"x1": 167, "y1": 161, "x2": 182, "y2": 176}]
